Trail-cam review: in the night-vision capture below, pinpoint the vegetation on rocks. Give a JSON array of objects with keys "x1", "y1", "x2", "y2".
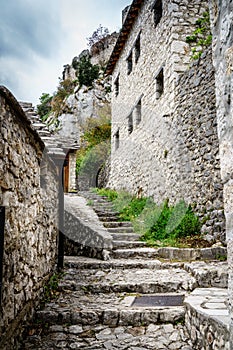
[
  {"x1": 75, "y1": 56, "x2": 100, "y2": 87},
  {"x1": 186, "y1": 11, "x2": 212, "y2": 60},
  {"x1": 94, "y1": 188, "x2": 202, "y2": 247},
  {"x1": 37, "y1": 78, "x2": 76, "y2": 120},
  {"x1": 76, "y1": 112, "x2": 111, "y2": 185}
]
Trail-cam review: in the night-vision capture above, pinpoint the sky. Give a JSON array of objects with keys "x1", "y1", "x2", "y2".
[{"x1": 0, "y1": 0, "x2": 130, "y2": 105}]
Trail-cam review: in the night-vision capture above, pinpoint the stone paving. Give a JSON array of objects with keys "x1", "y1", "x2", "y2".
[{"x1": 20, "y1": 191, "x2": 230, "y2": 349}]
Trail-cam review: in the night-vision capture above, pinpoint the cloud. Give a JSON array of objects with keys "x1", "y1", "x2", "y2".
[
  {"x1": 0, "y1": 0, "x2": 130, "y2": 104},
  {"x1": 0, "y1": 0, "x2": 61, "y2": 59}
]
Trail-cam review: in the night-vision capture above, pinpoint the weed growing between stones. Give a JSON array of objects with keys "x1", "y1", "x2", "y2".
[
  {"x1": 41, "y1": 272, "x2": 64, "y2": 308},
  {"x1": 186, "y1": 11, "x2": 212, "y2": 60}
]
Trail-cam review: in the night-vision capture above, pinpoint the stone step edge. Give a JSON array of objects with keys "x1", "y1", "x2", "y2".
[
  {"x1": 36, "y1": 305, "x2": 185, "y2": 327},
  {"x1": 58, "y1": 281, "x2": 194, "y2": 294},
  {"x1": 112, "y1": 246, "x2": 227, "y2": 261}
]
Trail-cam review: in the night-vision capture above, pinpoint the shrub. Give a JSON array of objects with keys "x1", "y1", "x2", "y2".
[
  {"x1": 142, "y1": 200, "x2": 201, "y2": 244},
  {"x1": 94, "y1": 188, "x2": 118, "y2": 201}
]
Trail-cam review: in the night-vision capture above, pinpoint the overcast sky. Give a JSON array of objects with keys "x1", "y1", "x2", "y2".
[{"x1": 0, "y1": 0, "x2": 130, "y2": 105}]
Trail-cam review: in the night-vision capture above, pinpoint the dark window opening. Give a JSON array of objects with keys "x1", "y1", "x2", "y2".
[
  {"x1": 153, "y1": 0, "x2": 162, "y2": 26},
  {"x1": 114, "y1": 75, "x2": 119, "y2": 97},
  {"x1": 115, "y1": 130, "x2": 120, "y2": 150},
  {"x1": 127, "y1": 52, "x2": 133, "y2": 75},
  {"x1": 135, "y1": 35, "x2": 141, "y2": 63},
  {"x1": 156, "y1": 68, "x2": 164, "y2": 99},
  {"x1": 135, "y1": 99, "x2": 142, "y2": 125},
  {"x1": 128, "y1": 113, "x2": 133, "y2": 134}
]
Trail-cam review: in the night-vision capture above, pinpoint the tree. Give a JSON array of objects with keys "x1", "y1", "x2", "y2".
[
  {"x1": 87, "y1": 25, "x2": 110, "y2": 48},
  {"x1": 37, "y1": 93, "x2": 52, "y2": 119},
  {"x1": 76, "y1": 56, "x2": 99, "y2": 87}
]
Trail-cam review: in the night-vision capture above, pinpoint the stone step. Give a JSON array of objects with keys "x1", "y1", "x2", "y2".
[
  {"x1": 112, "y1": 247, "x2": 159, "y2": 259},
  {"x1": 112, "y1": 240, "x2": 147, "y2": 249},
  {"x1": 99, "y1": 216, "x2": 120, "y2": 222},
  {"x1": 111, "y1": 232, "x2": 141, "y2": 241},
  {"x1": 36, "y1": 291, "x2": 185, "y2": 327},
  {"x1": 107, "y1": 227, "x2": 135, "y2": 233},
  {"x1": 95, "y1": 211, "x2": 120, "y2": 217},
  {"x1": 103, "y1": 221, "x2": 133, "y2": 228},
  {"x1": 59, "y1": 267, "x2": 196, "y2": 294},
  {"x1": 64, "y1": 256, "x2": 178, "y2": 270},
  {"x1": 22, "y1": 322, "x2": 192, "y2": 350}
]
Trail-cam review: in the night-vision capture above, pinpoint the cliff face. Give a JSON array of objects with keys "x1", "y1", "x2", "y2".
[{"x1": 46, "y1": 32, "x2": 117, "y2": 147}]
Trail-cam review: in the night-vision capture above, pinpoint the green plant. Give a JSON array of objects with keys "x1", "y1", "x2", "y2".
[
  {"x1": 36, "y1": 93, "x2": 53, "y2": 119},
  {"x1": 94, "y1": 188, "x2": 118, "y2": 201},
  {"x1": 76, "y1": 56, "x2": 100, "y2": 87},
  {"x1": 41, "y1": 272, "x2": 63, "y2": 307},
  {"x1": 87, "y1": 199, "x2": 94, "y2": 206},
  {"x1": 142, "y1": 200, "x2": 201, "y2": 245},
  {"x1": 216, "y1": 254, "x2": 227, "y2": 261},
  {"x1": 186, "y1": 11, "x2": 212, "y2": 60},
  {"x1": 51, "y1": 78, "x2": 76, "y2": 116},
  {"x1": 117, "y1": 196, "x2": 148, "y2": 221}
]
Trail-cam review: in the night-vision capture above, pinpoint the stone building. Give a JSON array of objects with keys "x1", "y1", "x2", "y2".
[
  {"x1": 0, "y1": 87, "x2": 64, "y2": 349},
  {"x1": 106, "y1": 0, "x2": 225, "y2": 240}
]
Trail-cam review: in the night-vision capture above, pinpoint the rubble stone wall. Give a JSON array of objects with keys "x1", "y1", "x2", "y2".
[{"x1": 0, "y1": 87, "x2": 59, "y2": 349}]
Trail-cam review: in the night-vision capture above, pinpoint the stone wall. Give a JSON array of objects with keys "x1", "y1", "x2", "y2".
[
  {"x1": 209, "y1": 0, "x2": 233, "y2": 345},
  {"x1": 185, "y1": 304, "x2": 230, "y2": 349},
  {"x1": 108, "y1": 0, "x2": 225, "y2": 240},
  {"x1": 0, "y1": 87, "x2": 59, "y2": 349}
]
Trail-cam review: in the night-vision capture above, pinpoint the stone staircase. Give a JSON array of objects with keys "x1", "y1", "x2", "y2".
[
  {"x1": 20, "y1": 191, "x2": 230, "y2": 350},
  {"x1": 79, "y1": 190, "x2": 160, "y2": 260}
]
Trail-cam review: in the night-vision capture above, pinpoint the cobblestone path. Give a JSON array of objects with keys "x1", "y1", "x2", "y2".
[{"x1": 20, "y1": 192, "x2": 228, "y2": 350}]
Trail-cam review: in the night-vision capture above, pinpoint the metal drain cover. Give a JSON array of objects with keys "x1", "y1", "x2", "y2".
[{"x1": 132, "y1": 294, "x2": 184, "y2": 307}]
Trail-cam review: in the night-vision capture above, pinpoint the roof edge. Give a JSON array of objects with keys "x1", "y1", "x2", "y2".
[{"x1": 105, "y1": 0, "x2": 144, "y2": 75}]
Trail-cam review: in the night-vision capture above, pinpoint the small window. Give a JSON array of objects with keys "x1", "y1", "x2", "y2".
[
  {"x1": 135, "y1": 99, "x2": 142, "y2": 125},
  {"x1": 155, "y1": 68, "x2": 164, "y2": 99},
  {"x1": 127, "y1": 52, "x2": 133, "y2": 75},
  {"x1": 114, "y1": 75, "x2": 119, "y2": 97},
  {"x1": 135, "y1": 35, "x2": 141, "y2": 63},
  {"x1": 128, "y1": 113, "x2": 133, "y2": 134},
  {"x1": 115, "y1": 130, "x2": 120, "y2": 150},
  {"x1": 153, "y1": 0, "x2": 162, "y2": 26}
]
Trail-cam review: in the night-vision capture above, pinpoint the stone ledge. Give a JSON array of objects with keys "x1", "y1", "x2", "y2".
[{"x1": 185, "y1": 288, "x2": 230, "y2": 349}]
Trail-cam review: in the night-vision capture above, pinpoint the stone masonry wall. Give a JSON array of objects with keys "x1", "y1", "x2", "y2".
[
  {"x1": 108, "y1": 0, "x2": 224, "y2": 240},
  {"x1": 0, "y1": 87, "x2": 59, "y2": 349},
  {"x1": 172, "y1": 48, "x2": 224, "y2": 240},
  {"x1": 209, "y1": 0, "x2": 233, "y2": 345}
]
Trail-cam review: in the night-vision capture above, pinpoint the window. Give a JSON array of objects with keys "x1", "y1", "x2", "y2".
[
  {"x1": 135, "y1": 99, "x2": 142, "y2": 125},
  {"x1": 153, "y1": 0, "x2": 162, "y2": 26},
  {"x1": 135, "y1": 35, "x2": 141, "y2": 63},
  {"x1": 155, "y1": 68, "x2": 164, "y2": 99},
  {"x1": 115, "y1": 130, "x2": 120, "y2": 150},
  {"x1": 127, "y1": 52, "x2": 133, "y2": 75},
  {"x1": 114, "y1": 75, "x2": 119, "y2": 97},
  {"x1": 128, "y1": 113, "x2": 133, "y2": 134}
]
